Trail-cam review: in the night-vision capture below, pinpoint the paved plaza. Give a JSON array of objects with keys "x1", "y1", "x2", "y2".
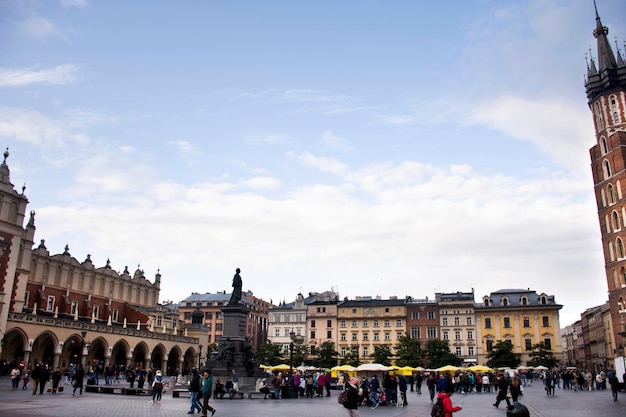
[{"x1": 0, "y1": 376, "x2": 624, "y2": 417}]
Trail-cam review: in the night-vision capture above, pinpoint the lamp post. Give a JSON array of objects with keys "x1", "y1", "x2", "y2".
[
  {"x1": 199, "y1": 344, "x2": 203, "y2": 369},
  {"x1": 352, "y1": 344, "x2": 359, "y2": 367},
  {"x1": 80, "y1": 330, "x2": 88, "y2": 367},
  {"x1": 288, "y1": 330, "x2": 304, "y2": 398}
]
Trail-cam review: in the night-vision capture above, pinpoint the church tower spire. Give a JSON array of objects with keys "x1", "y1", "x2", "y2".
[{"x1": 586, "y1": 1, "x2": 626, "y2": 363}]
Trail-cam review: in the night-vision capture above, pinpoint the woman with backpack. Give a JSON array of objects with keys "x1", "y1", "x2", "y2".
[{"x1": 433, "y1": 385, "x2": 462, "y2": 417}]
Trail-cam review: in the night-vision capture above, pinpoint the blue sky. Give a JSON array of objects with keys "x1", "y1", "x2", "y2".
[{"x1": 1, "y1": 0, "x2": 625, "y2": 326}]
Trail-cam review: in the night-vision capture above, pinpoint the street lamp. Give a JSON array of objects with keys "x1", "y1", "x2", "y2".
[
  {"x1": 80, "y1": 330, "x2": 88, "y2": 366},
  {"x1": 352, "y1": 344, "x2": 359, "y2": 367},
  {"x1": 288, "y1": 330, "x2": 304, "y2": 398}
]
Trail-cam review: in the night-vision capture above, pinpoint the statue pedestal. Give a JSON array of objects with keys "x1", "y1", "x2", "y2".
[{"x1": 209, "y1": 303, "x2": 265, "y2": 385}]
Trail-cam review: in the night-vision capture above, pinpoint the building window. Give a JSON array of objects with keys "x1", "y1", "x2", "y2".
[
  {"x1": 466, "y1": 317, "x2": 472, "y2": 326},
  {"x1": 467, "y1": 330, "x2": 473, "y2": 340},
  {"x1": 205, "y1": 312, "x2": 213, "y2": 320},
  {"x1": 604, "y1": 160, "x2": 612, "y2": 179},
  {"x1": 385, "y1": 333, "x2": 391, "y2": 341},
  {"x1": 363, "y1": 333, "x2": 369, "y2": 341},
  {"x1": 412, "y1": 311, "x2": 420, "y2": 320},
  {"x1": 442, "y1": 317, "x2": 448, "y2": 326},
  {"x1": 455, "y1": 347, "x2": 462, "y2": 356},
  {"x1": 311, "y1": 330, "x2": 316, "y2": 339},
  {"x1": 373, "y1": 320, "x2": 379, "y2": 328},
  {"x1": 540, "y1": 296, "x2": 547, "y2": 305},
  {"x1": 352, "y1": 333, "x2": 358, "y2": 341},
  {"x1": 502, "y1": 298, "x2": 509, "y2": 307},
  {"x1": 455, "y1": 331, "x2": 461, "y2": 340},
  {"x1": 385, "y1": 308, "x2": 390, "y2": 313},
  {"x1": 411, "y1": 326, "x2": 421, "y2": 339},
  {"x1": 374, "y1": 333, "x2": 380, "y2": 341},
  {"x1": 443, "y1": 331, "x2": 449, "y2": 340},
  {"x1": 427, "y1": 311, "x2": 435, "y2": 320},
  {"x1": 112, "y1": 309, "x2": 119, "y2": 322},
  {"x1": 69, "y1": 300, "x2": 78, "y2": 316},
  {"x1": 601, "y1": 136, "x2": 609, "y2": 154},
  {"x1": 215, "y1": 323, "x2": 222, "y2": 331},
  {"x1": 341, "y1": 320, "x2": 346, "y2": 328},
  {"x1": 486, "y1": 339, "x2": 494, "y2": 351},
  {"x1": 485, "y1": 317, "x2": 492, "y2": 329},
  {"x1": 311, "y1": 320, "x2": 316, "y2": 328},
  {"x1": 396, "y1": 319, "x2": 402, "y2": 327},
  {"x1": 352, "y1": 308, "x2": 357, "y2": 314},
  {"x1": 525, "y1": 338, "x2": 532, "y2": 350},
  {"x1": 608, "y1": 184, "x2": 616, "y2": 204},
  {"x1": 384, "y1": 320, "x2": 390, "y2": 327},
  {"x1": 327, "y1": 319, "x2": 332, "y2": 328},
  {"x1": 46, "y1": 296, "x2": 55, "y2": 311},
  {"x1": 454, "y1": 317, "x2": 460, "y2": 326},
  {"x1": 363, "y1": 347, "x2": 369, "y2": 356},
  {"x1": 352, "y1": 320, "x2": 357, "y2": 328},
  {"x1": 93, "y1": 305, "x2": 99, "y2": 320},
  {"x1": 542, "y1": 316, "x2": 550, "y2": 327},
  {"x1": 156, "y1": 316, "x2": 162, "y2": 327},
  {"x1": 341, "y1": 333, "x2": 346, "y2": 341},
  {"x1": 523, "y1": 316, "x2": 530, "y2": 328},
  {"x1": 341, "y1": 347, "x2": 347, "y2": 356},
  {"x1": 362, "y1": 320, "x2": 368, "y2": 328},
  {"x1": 275, "y1": 328, "x2": 280, "y2": 337},
  {"x1": 613, "y1": 211, "x2": 621, "y2": 231},
  {"x1": 503, "y1": 317, "x2": 511, "y2": 328},
  {"x1": 543, "y1": 338, "x2": 552, "y2": 350},
  {"x1": 327, "y1": 330, "x2": 332, "y2": 339},
  {"x1": 467, "y1": 346, "x2": 474, "y2": 356},
  {"x1": 427, "y1": 327, "x2": 437, "y2": 338},
  {"x1": 396, "y1": 332, "x2": 402, "y2": 340},
  {"x1": 521, "y1": 297, "x2": 528, "y2": 306},
  {"x1": 216, "y1": 312, "x2": 223, "y2": 320}
]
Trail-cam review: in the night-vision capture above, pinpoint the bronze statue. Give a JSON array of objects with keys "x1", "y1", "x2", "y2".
[{"x1": 228, "y1": 268, "x2": 242, "y2": 305}]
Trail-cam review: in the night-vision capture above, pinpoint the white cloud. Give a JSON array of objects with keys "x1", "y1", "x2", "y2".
[
  {"x1": 171, "y1": 140, "x2": 196, "y2": 154},
  {"x1": 466, "y1": 95, "x2": 594, "y2": 172},
  {"x1": 287, "y1": 151, "x2": 350, "y2": 176},
  {"x1": 0, "y1": 107, "x2": 89, "y2": 147},
  {"x1": 17, "y1": 17, "x2": 70, "y2": 41},
  {"x1": 320, "y1": 130, "x2": 352, "y2": 152},
  {"x1": 0, "y1": 65, "x2": 81, "y2": 87}
]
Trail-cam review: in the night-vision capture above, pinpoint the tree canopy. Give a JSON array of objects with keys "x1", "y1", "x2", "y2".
[
  {"x1": 528, "y1": 342, "x2": 560, "y2": 369},
  {"x1": 486, "y1": 340, "x2": 521, "y2": 369},
  {"x1": 394, "y1": 333, "x2": 424, "y2": 367},
  {"x1": 423, "y1": 340, "x2": 461, "y2": 368}
]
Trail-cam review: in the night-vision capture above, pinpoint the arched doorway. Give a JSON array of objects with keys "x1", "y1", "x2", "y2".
[{"x1": 0, "y1": 328, "x2": 27, "y2": 367}]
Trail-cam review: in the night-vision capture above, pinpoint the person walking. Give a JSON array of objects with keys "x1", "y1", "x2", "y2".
[
  {"x1": 492, "y1": 373, "x2": 511, "y2": 409},
  {"x1": 51, "y1": 367, "x2": 62, "y2": 394},
  {"x1": 231, "y1": 369, "x2": 239, "y2": 394},
  {"x1": 150, "y1": 370, "x2": 164, "y2": 403},
  {"x1": 10, "y1": 365, "x2": 21, "y2": 390},
  {"x1": 608, "y1": 371, "x2": 619, "y2": 402},
  {"x1": 437, "y1": 385, "x2": 462, "y2": 417},
  {"x1": 201, "y1": 370, "x2": 216, "y2": 417},
  {"x1": 426, "y1": 373, "x2": 436, "y2": 403},
  {"x1": 31, "y1": 362, "x2": 42, "y2": 395},
  {"x1": 342, "y1": 377, "x2": 361, "y2": 417},
  {"x1": 73, "y1": 364, "x2": 85, "y2": 396},
  {"x1": 188, "y1": 369, "x2": 203, "y2": 413},
  {"x1": 369, "y1": 375, "x2": 380, "y2": 409}
]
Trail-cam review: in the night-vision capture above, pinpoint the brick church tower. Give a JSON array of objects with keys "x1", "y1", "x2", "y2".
[{"x1": 586, "y1": 4, "x2": 626, "y2": 352}]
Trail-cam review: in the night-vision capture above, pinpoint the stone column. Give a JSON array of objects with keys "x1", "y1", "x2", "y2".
[{"x1": 52, "y1": 352, "x2": 60, "y2": 369}]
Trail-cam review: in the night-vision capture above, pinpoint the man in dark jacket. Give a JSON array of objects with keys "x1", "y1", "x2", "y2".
[
  {"x1": 492, "y1": 373, "x2": 511, "y2": 409},
  {"x1": 187, "y1": 369, "x2": 202, "y2": 414},
  {"x1": 73, "y1": 364, "x2": 85, "y2": 396}
]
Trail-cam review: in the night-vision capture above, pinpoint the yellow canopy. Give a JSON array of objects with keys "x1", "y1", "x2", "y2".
[
  {"x1": 435, "y1": 365, "x2": 461, "y2": 373},
  {"x1": 467, "y1": 365, "x2": 494, "y2": 373},
  {"x1": 331, "y1": 365, "x2": 357, "y2": 379},
  {"x1": 395, "y1": 366, "x2": 418, "y2": 376},
  {"x1": 270, "y1": 364, "x2": 294, "y2": 371}
]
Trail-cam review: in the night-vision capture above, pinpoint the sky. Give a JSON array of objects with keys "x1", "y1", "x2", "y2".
[{"x1": 1, "y1": 0, "x2": 625, "y2": 327}]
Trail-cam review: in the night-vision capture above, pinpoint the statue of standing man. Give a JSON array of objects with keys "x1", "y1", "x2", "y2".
[{"x1": 228, "y1": 268, "x2": 242, "y2": 305}]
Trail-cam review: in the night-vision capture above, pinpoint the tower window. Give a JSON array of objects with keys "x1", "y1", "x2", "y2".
[
  {"x1": 603, "y1": 160, "x2": 612, "y2": 179},
  {"x1": 612, "y1": 211, "x2": 621, "y2": 231},
  {"x1": 608, "y1": 184, "x2": 616, "y2": 204},
  {"x1": 610, "y1": 95, "x2": 617, "y2": 109},
  {"x1": 601, "y1": 137, "x2": 609, "y2": 155},
  {"x1": 618, "y1": 237, "x2": 626, "y2": 259}
]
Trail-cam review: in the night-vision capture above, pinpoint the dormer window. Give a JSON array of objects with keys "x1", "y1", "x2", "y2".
[
  {"x1": 540, "y1": 296, "x2": 547, "y2": 305},
  {"x1": 521, "y1": 297, "x2": 528, "y2": 306},
  {"x1": 502, "y1": 297, "x2": 509, "y2": 307},
  {"x1": 483, "y1": 297, "x2": 490, "y2": 307}
]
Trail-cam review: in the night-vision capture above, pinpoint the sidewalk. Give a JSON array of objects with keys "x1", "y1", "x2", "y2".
[{"x1": 0, "y1": 376, "x2": 624, "y2": 417}]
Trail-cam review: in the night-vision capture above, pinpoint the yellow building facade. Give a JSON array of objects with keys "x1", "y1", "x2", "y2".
[{"x1": 475, "y1": 289, "x2": 564, "y2": 366}]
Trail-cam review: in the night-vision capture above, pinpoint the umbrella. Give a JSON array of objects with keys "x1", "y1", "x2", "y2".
[
  {"x1": 271, "y1": 364, "x2": 294, "y2": 371},
  {"x1": 435, "y1": 365, "x2": 461, "y2": 373},
  {"x1": 331, "y1": 365, "x2": 357, "y2": 379},
  {"x1": 396, "y1": 366, "x2": 418, "y2": 376},
  {"x1": 356, "y1": 363, "x2": 391, "y2": 372},
  {"x1": 468, "y1": 365, "x2": 494, "y2": 373},
  {"x1": 534, "y1": 365, "x2": 549, "y2": 371}
]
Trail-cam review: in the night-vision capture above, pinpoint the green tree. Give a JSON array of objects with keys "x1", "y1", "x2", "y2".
[
  {"x1": 528, "y1": 342, "x2": 559, "y2": 369},
  {"x1": 314, "y1": 341, "x2": 339, "y2": 369},
  {"x1": 423, "y1": 339, "x2": 461, "y2": 368},
  {"x1": 486, "y1": 341, "x2": 521, "y2": 369},
  {"x1": 286, "y1": 343, "x2": 309, "y2": 367},
  {"x1": 372, "y1": 344, "x2": 393, "y2": 366},
  {"x1": 342, "y1": 344, "x2": 362, "y2": 366},
  {"x1": 257, "y1": 342, "x2": 283, "y2": 366},
  {"x1": 395, "y1": 333, "x2": 424, "y2": 367}
]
